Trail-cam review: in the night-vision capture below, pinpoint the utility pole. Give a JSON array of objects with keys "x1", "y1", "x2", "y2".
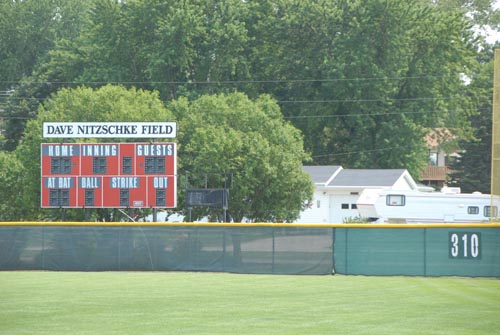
[{"x1": 492, "y1": 49, "x2": 500, "y2": 199}]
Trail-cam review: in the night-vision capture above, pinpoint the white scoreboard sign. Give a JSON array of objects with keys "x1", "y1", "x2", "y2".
[{"x1": 43, "y1": 122, "x2": 177, "y2": 138}]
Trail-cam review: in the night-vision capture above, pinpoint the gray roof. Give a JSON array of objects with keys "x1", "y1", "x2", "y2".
[
  {"x1": 303, "y1": 166, "x2": 410, "y2": 187},
  {"x1": 331, "y1": 169, "x2": 408, "y2": 187},
  {"x1": 302, "y1": 165, "x2": 341, "y2": 184}
]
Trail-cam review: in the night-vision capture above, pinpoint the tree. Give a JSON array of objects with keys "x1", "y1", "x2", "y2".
[
  {"x1": 428, "y1": 0, "x2": 500, "y2": 32},
  {"x1": 0, "y1": 0, "x2": 91, "y2": 150},
  {"x1": 448, "y1": 46, "x2": 497, "y2": 193},
  {"x1": 248, "y1": 0, "x2": 479, "y2": 179},
  {"x1": 3, "y1": 0, "x2": 254, "y2": 151},
  {"x1": 4, "y1": 87, "x2": 313, "y2": 222},
  {"x1": 0, "y1": 0, "x2": 90, "y2": 91},
  {"x1": 5, "y1": 85, "x2": 174, "y2": 221},
  {"x1": 0, "y1": 151, "x2": 24, "y2": 221},
  {"x1": 170, "y1": 92, "x2": 313, "y2": 222},
  {"x1": 3, "y1": 0, "x2": 487, "y2": 182},
  {"x1": 38, "y1": 0, "x2": 254, "y2": 100}
]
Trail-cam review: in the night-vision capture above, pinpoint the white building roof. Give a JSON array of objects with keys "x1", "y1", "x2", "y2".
[{"x1": 303, "y1": 166, "x2": 418, "y2": 190}]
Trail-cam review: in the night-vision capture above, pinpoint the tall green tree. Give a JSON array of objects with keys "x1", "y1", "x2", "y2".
[
  {"x1": 0, "y1": 0, "x2": 90, "y2": 91},
  {"x1": 170, "y1": 92, "x2": 313, "y2": 222},
  {"x1": 249, "y1": 0, "x2": 479, "y2": 178},
  {"x1": 0, "y1": 151, "x2": 24, "y2": 221},
  {"x1": 0, "y1": 0, "x2": 91, "y2": 150},
  {"x1": 448, "y1": 47, "x2": 497, "y2": 193},
  {"x1": 41, "y1": 0, "x2": 253, "y2": 99},
  {"x1": 3, "y1": 87, "x2": 313, "y2": 222},
  {"x1": 3, "y1": 0, "x2": 489, "y2": 182}
]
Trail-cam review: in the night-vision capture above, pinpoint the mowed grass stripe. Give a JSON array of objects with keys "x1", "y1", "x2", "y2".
[{"x1": 0, "y1": 272, "x2": 499, "y2": 335}]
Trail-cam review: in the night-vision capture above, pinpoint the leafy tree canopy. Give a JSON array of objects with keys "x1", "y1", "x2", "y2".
[
  {"x1": 0, "y1": 151, "x2": 24, "y2": 221},
  {"x1": 5, "y1": 87, "x2": 312, "y2": 222},
  {"x1": 0, "y1": 0, "x2": 90, "y2": 92},
  {"x1": 170, "y1": 92, "x2": 313, "y2": 222},
  {"x1": 448, "y1": 46, "x2": 497, "y2": 193}
]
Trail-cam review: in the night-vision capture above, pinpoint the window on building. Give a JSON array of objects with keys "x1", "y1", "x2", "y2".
[
  {"x1": 484, "y1": 206, "x2": 498, "y2": 218},
  {"x1": 428, "y1": 151, "x2": 438, "y2": 166},
  {"x1": 341, "y1": 203, "x2": 349, "y2": 209},
  {"x1": 467, "y1": 206, "x2": 479, "y2": 215},
  {"x1": 351, "y1": 204, "x2": 357, "y2": 209},
  {"x1": 386, "y1": 195, "x2": 405, "y2": 206}
]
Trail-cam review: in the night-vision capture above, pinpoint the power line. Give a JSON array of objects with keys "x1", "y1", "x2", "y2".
[
  {"x1": 0, "y1": 109, "x2": 452, "y2": 121},
  {"x1": 296, "y1": 106, "x2": 467, "y2": 119},
  {"x1": 0, "y1": 106, "x2": 478, "y2": 121},
  {"x1": 311, "y1": 147, "x2": 400, "y2": 158},
  {"x1": 278, "y1": 96, "x2": 467, "y2": 104},
  {"x1": 0, "y1": 74, "x2": 457, "y2": 86},
  {"x1": 283, "y1": 108, "x2": 474, "y2": 119},
  {"x1": 0, "y1": 94, "x2": 470, "y2": 105}
]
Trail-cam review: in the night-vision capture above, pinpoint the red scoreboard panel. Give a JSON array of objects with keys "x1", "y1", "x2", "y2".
[{"x1": 41, "y1": 142, "x2": 176, "y2": 208}]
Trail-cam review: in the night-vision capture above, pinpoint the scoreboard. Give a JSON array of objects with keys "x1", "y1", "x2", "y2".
[{"x1": 41, "y1": 142, "x2": 176, "y2": 208}]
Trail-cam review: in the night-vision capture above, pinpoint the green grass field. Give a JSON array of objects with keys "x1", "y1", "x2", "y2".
[{"x1": 1, "y1": 271, "x2": 499, "y2": 335}]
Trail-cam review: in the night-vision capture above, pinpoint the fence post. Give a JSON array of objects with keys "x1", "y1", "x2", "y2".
[
  {"x1": 345, "y1": 228, "x2": 349, "y2": 275},
  {"x1": 272, "y1": 227, "x2": 275, "y2": 274},
  {"x1": 423, "y1": 228, "x2": 427, "y2": 277}
]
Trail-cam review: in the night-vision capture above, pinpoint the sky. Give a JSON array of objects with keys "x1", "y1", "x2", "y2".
[
  {"x1": 485, "y1": 0, "x2": 500, "y2": 44},
  {"x1": 484, "y1": 26, "x2": 499, "y2": 44}
]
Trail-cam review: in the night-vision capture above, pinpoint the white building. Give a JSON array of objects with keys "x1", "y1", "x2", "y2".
[{"x1": 296, "y1": 166, "x2": 419, "y2": 224}]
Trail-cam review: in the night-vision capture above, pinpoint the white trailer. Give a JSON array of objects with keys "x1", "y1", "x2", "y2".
[{"x1": 356, "y1": 188, "x2": 500, "y2": 223}]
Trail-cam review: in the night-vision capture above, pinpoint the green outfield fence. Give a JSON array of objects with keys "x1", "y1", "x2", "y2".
[{"x1": 0, "y1": 222, "x2": 499, "y2": 277}]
